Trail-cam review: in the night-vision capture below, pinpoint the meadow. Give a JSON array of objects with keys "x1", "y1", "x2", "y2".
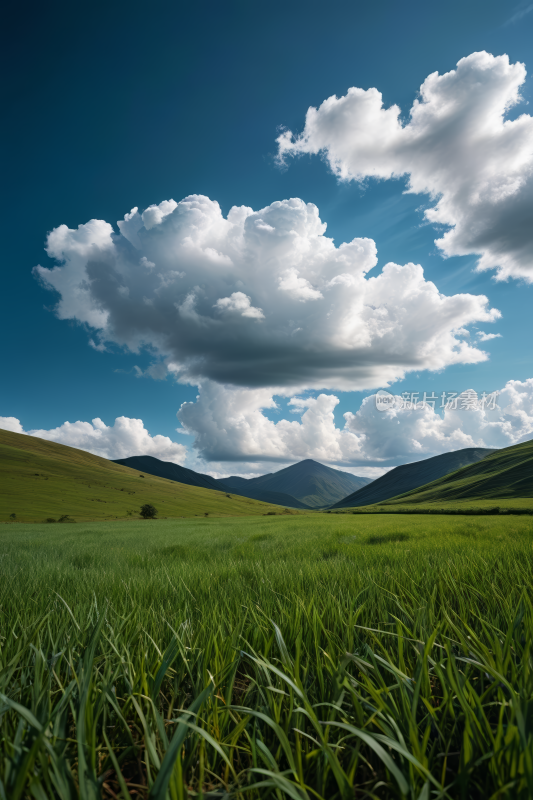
[{"x1": 2, "y1": 513, "x2": 533, "y2": 799}]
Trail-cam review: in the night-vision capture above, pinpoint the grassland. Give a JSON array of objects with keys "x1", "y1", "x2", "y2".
[
  {"x1": 0, "y1": 430, "x2": 290, "y2": 522},
  {"x1": 2, "y1": 512, "x2": 533, "y2": 798},
  {"x1": 330, "y1": 496, "x2": 533, "y2": 514}
]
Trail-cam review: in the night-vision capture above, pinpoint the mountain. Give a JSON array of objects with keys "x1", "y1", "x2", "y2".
[
  {"x1": 217, "y1": 459, "x2": 372, "y2": 507},
  {"x1": 330, "y1": 447, "x2": 496, "y2": 508},
  {"x1": 114, "y1": 456, "x2": 371, "y2": 509},
  {"x1": 113, "y1": 455, "x2": 223, "y2": 492},
  {"x1": 113, "y1": 455, "x2": 311, "y2": 509},
  {"x1": 0, "y1": 430, "x2": 286, "y2": 522},
  {"x1": 379, "y1": 439, "x2": 533, "y2": 506}
]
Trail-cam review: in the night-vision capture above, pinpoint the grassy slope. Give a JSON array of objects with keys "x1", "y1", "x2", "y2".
[
  {"x1": 330, "y1": 447, "x2": 496, "y2": 509},
  {"x1": 0, "y1": 429, "x2": 295, "y2": 522},
  {"x1": 372, "y1": 437, "x2": 533, "y2": 509}
]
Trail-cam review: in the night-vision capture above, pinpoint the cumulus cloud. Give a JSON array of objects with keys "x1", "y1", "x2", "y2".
[
  {"x1": 34, "y1": 194, "x2": 500, "y2": 391},
  {"x1": 278, "y1": 51, "x2": 533, "y2": 281},
  {"x1": 178, "y1": 382, "x2": 363, "y2": 463},
  {"x1": 177, "y1": 378, "x2": 533, "y2": 467},
  {"x1": 214, "y1": 291, "x2": 265, "y2": 319},
  {"x1": 4, "y1": 380, "x2": 531, "y2": 473},
  {"x1": 0, "y1": 416, "x2": 187, "y2": 463},
  {"x1": 342, "y1": 381, "x2": 533, "y2": 462},
  {"x1": 0, "y1": 417, "x2": 24, "y2": 433}
]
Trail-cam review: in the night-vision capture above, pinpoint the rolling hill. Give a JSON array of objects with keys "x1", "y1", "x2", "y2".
[
  {"x1": 0, "y1": 430, "x2": 293, "y2": 522},
  {"x1": 330, "y1": 447, "x2": 496, "y2": 508},
  {"x1": 113, "y1": 455, "x2": 311, "y2": 509},
  {"x1": 218, "y1": 459, "x2": 372, "y2": 507},
  {"x1": 378, "y1": 438, "x2": 533, "y2": 507}
]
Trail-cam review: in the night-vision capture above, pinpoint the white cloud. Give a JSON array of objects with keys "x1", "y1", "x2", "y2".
[
  {"x1": 178, "y1": 382, "x2": 363, "y2": 462},
  {"x1": 177, "y1": 378, "x2": 533, "y2": 467},
  {"x1": 34, "y1": 194, "x2": 500, "y2": 391},
  {"x1": 350, "y1": 379, "x2": 533, "y2": 459},
  {"x1": 0, "y1": 417, "x2": 24, "y2": 433},
  {"x1": 4, "y1": 378, "x2": 532, "y2": 474},
  {"x1": 0, "y1": 416, "x2": 187, "y2": 464},
  {"x1": 142, "y1": 199, "x2": 178, "y2": 230},
  {"x1": 278, "y1": 269, "x2": 323, "y2": 301},
  {"x1": 477, "y1": 331, "x2": 502, "y2": 341},
  {"x1": 278, "y1": 51, "x2": 533, "y2": 281},
  {"x1": 214, "y1": 291, "x2": 265, "y2": 319}
]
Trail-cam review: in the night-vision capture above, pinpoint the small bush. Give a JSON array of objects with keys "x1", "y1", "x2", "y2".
[
  {"x1": 226, "y1": 494, "x2": 232, "y2": 498},
  {"x1": 140, "y1": 503, "x2": 157, "y2": 519},
  {"x1": 45, "y1": 518, "x2": 57, "y2": 523},
  {"x1": 58, "y1": 514, "x2": 75, "y2": 523},
  {"x1": 9, "y1": 513, "x2": 16, "y2": 520}
]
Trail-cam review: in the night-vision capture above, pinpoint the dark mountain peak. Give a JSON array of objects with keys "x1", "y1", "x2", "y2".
[
  {"x1": 218, "y1": 459, "x2": 372, "y2": 507},
  {"x1": 269, "y1": 459, "x2": 340, "y2": 477}
]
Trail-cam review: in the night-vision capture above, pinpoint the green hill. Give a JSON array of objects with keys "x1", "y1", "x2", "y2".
[
  {"x1": 378, "y1": 438, "x2": 533, "y2": 507},
  {"x1": 330, "y1": 447, "x2": 495, "y2": 508},
  {"x1": 0, "y1": 430, "x2": 294, "y2": 522}
]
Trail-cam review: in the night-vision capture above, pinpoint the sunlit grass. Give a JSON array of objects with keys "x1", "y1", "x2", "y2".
[{"x1": 2, "y1": 514, "x2": 533, "y2": 798}]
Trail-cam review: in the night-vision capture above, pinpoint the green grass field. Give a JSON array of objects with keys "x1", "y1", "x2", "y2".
[
  {"x1": 2, "y1": 513, "x2": 533, "y2": 798},
  {"x1": 330, "y1": 496, "x2": 533, "y2": 514},
  {"x1": 0, "y1": 429, "x2": 290, "y2": 522}
]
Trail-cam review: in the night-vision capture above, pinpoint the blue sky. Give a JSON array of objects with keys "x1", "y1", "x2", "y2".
[{"x1": 1, "y1": 0, "x2": 533, "y2": 475}]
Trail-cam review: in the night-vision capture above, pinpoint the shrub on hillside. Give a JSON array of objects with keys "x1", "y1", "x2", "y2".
[{"x1": 140, "y1": 503, "x2": 157, "y2": 519}]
